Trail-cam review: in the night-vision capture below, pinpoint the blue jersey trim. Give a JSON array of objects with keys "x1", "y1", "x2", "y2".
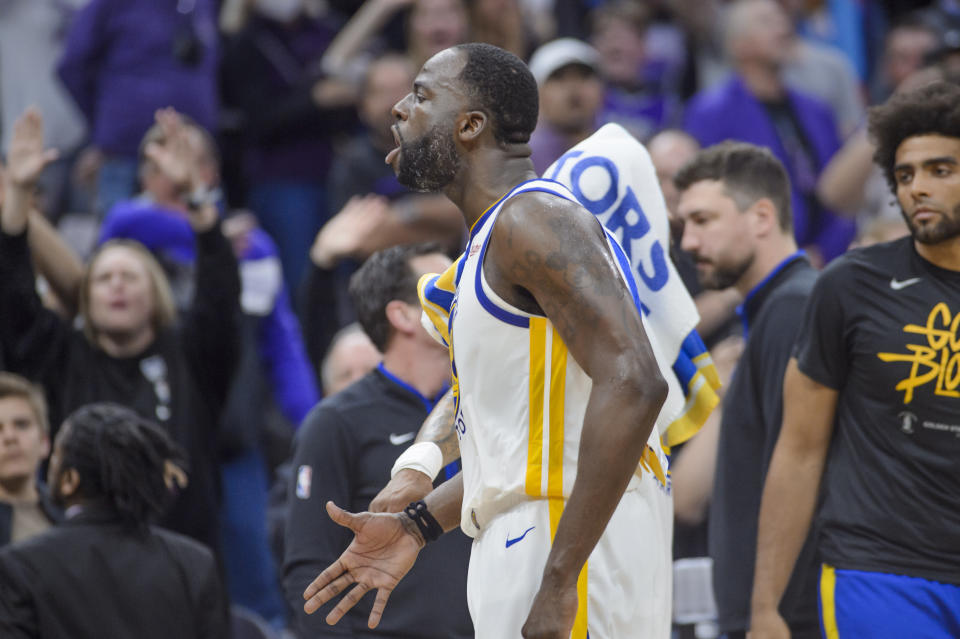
[
  {"x1": 472, "y1": 184, "x2": 576, "y2": 328},
  {"x1": 604, "y1": 229, "x2": 642, "y2": 312}
]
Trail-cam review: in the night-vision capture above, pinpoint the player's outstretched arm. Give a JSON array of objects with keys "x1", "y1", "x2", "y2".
[
  {"x1": 748, "y1": 359, "x2": 837, "y2": 639},
  {"x1": 369, "y1": 388, "x2": 460, "y2": 513},
  {"x1": 487, "y1": 193, "x2": 668, "y2": 639},
  {"x1": 303, "y1": 473, "x2": 464, "y2": 628}
]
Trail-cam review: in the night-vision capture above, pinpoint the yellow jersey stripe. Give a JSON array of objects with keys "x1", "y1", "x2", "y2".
[
  {"x1": 546, "y1": 494, "x2": 589, "y2": 639},
  {"x1": 547, "y1": 325, "x2": 567, "y2": 500},
  {"x1": 573, "y1": 562, "x2": 589, "y2": 639},
  {"x1": 526, "y1": 318, "x2": 547, "y2": 497},
  {"x1": 820, "y1": 564, "x2": 840, "y2": 639}
]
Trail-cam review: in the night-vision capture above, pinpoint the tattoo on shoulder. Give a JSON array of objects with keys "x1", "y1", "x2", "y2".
[{"x1": 499, "y1": 208, "x2": 629, "y2": 346}]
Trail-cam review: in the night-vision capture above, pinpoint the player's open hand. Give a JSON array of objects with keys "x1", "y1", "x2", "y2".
[
  {"x1": 521, "y1": 579, "x2": 578, "y2": 638},
  {"x1": 303, "y1": 501, "x2": 423, "y2": 629},
  {"x1": 369, "y1": 468, "x2": 434, "y2": 513}
]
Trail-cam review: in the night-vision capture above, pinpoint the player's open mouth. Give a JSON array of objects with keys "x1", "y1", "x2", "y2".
[{"x1": 385, "y1": 126, "x2": 402, "y2": 165}]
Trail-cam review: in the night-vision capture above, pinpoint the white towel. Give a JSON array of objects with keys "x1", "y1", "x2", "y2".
[{"x1": 544, "y1": 123, "x2": 720, "y2": 448}]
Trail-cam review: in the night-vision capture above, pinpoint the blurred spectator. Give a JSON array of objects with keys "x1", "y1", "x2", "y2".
[
  {"x1": 674, "y1": 142, "x2": 820, "y2": 639},
  {"x1": 917, "y1": 0, "x2": 960, "y2": 40},
  {"x1": 321, "y1": 0, "x2": 468, "y2": 83},
  {"x1": 301, "y1": 187, "x2": 463, "y2": 374},
  {"x1": 869, "y1": 14, "x2": 940, "y2": 104},
  {"x1": 220, "y1": 1, "x2": 358, "y2": 295},
  {"x1": 97, "y1": 114, "x2": 319, "y2": 625},
  {"x1": 320, "y1": 323, "x2": 382, "y2": 396},
  {"x1": 0, "y1": 0, "x2": 88, "y2": 222},
  {"x1": 329, "y1": 55, "x2": 416, "y2": 211},
  {"x1": 0, "y1": 403, "x2": 228, "y2": 639},
  {"x1": 469, "y1": 0, "x2": 532, "y2": 58},
  {"x1": 284, "y1": 244, "x2": 472, "y2": 638},
  {"x1": 783, "y1": 26, "x2": 864, "y2": 139},
  {"x1": 528, "y1": 38, "x2": 604, "y2": 174},
  {"x1": 684, "y1": 0, "x2": 855, "y2": 263},
  {"x1": 648, "y1": 130, "x2": 740, "y2": 345},
  {"x1": 0, "y1": 109, "x2": 240, "y2": 554},
  {"x1": 590, "y1": 1, "x2": 679, "y2": 142},
  {"x1": 781, "y1": 0, "x2": 872, "y2": 82},
  {"x1": 57, "y1": 0, "x2": 219, "y2": 216},
  {"x1": 0, "y1": 374, "x2": 60, "y2": 548}
]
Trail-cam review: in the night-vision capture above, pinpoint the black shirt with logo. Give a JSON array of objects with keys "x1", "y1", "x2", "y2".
[
  {"x1": 795, "y1": 237, "x2": 960, "y2": 584},
  {"x1": 283, "y1": 368, "x2": 474, "y2": 638}
]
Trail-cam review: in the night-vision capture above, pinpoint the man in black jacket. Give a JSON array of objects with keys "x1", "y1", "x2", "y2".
[
  {"x1": 0, "y1": 403, "x2": 228, "y2": 639},
  {"x1": 673, "y1": 142, "x2": 820, "y2": 638},
  {"x1": 284, "y1": 244, "x2": 473, "y2": 638},
  {"x1": 0, "y1": 108, "x2": 240, "y2": 553},
  {"x1": 0, "y1": 373, "x2": 61, "y2": 548}
]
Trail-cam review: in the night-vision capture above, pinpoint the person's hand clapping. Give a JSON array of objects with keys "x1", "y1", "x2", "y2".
[
  {"x1": 310, "y1": 195, "x2": 391, "y2": 269},
  {"x1": 144, "y1": 108, "x2": 218, "y2": 232},
  {"x1": 2, "y1": 108, "x2": 59, "y2": 234}
]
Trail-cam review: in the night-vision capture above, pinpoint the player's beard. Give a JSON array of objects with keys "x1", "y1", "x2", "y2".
[
  {"x1": 397, "y1": 124, "x2": 461, "y2": 193},
  {"x1": 697, "y1": 252, "x2": 754, "y2": 290},
  {"x1": 903, "y1": 201, "x2": 960, "y2": 245}
]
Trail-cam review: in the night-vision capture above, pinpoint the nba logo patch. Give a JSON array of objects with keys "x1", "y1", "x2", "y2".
[{"x1": 296, "y1": 465, "x2": 312, "y2": 499}]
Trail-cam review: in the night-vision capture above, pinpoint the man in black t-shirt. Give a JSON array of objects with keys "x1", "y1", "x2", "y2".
[
  {"x1": 674, "y1": 142, "x2": 820, "y2": 639},
  {"x1": 750, "y1": 82, "x2": 960, "y2": 639}
]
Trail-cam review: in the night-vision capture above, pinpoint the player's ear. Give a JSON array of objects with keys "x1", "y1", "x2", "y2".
[{"x1": 458, "y1": 110, "x2": 487, "y2": 144}]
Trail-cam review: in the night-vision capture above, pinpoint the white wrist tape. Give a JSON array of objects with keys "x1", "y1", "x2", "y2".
[{"x1": 391, "y1": 441, "x2": 443, "y2": 480}]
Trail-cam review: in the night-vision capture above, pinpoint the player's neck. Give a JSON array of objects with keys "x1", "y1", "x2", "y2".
[
  {"x1": 446, "y1": 149, "x2": 537, "y2": 229},
  {"x1": 915, "y1": 235, "x2": 960, "y2": 272}
]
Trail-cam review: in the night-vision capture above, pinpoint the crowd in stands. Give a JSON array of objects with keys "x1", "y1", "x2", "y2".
[{"x1": 1, "y1": 0, "x2": 959, "y2": 637}]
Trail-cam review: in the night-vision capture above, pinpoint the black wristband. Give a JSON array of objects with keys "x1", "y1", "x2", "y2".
[{"x1": 404, "y1": 500, "x2": 443, "y2": 543}]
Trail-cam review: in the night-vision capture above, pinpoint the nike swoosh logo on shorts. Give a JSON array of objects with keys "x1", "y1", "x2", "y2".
[
  {"x1": 389, "y1": 432, "x2": 416, "y2": 446},
  {"x1": 890, "y1": 277, "x2": 922, "y2": 290},
  {"x1": 506, "y1": 526, "x2": 536, "y2": 548}
]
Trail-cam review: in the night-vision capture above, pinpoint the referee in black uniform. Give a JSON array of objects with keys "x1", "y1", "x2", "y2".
[{"x1": 283, "y1": 244, "x2": 473, "y2": 638}]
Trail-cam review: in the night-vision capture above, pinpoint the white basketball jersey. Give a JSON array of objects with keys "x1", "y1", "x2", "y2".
[{"x1": 445, "y1": 179, "x2": 669, "y2": 537}]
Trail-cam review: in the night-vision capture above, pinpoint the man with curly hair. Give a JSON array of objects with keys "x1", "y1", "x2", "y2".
[{"x1": 749, "y1": 81, "x2": 960, "y2": 639}]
